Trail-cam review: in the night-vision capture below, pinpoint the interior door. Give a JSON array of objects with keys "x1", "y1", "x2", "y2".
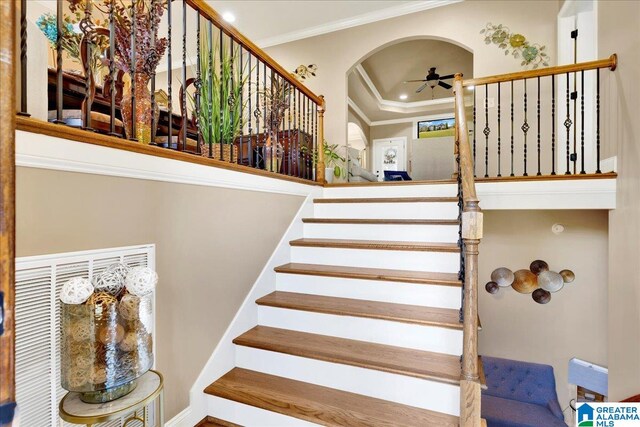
[
  {"x1": 0, "y1": 0, "x2": 17, "y2": 425},
  {"x1": 372, "y1": 138, "x2": 407, "y2": 181}
]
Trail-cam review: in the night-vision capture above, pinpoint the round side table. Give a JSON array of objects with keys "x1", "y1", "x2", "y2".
[{"x1": 59, "y1": 370, "x2": 164, "y2": 427}]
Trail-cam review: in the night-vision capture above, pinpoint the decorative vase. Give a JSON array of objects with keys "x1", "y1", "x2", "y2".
[
  {"x1": 60, "y1": 295, "x2": 153, "y2": 403},
  {"x1": 121, "y1": 73, "x2": 158, "y2": 144}
]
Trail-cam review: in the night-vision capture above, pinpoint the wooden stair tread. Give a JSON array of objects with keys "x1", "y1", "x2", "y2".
[
  {"x1": 302, "y1": 218, "x2": 459, "y2": 225},
  {"x1": 314, "y1": 197, "x2": 458, "y2": 203},
  {"x1": 274, "y1": 263, "x2": 462, "y2": 286},
  {"x1": 256, "y1": 291, "x2": 463, "y2": 329},
  {"x1": 234, "y1": 326, "x2": 462, "y2": 384},
  {"x1": 195, "y1": 416, "x2": 242, "y2": 427},
  {"x1": 204, "y1": 368, "x2": 459, "y2": 427},
  {"x1": 290, "y1": 238, "x2": 460, "y2": 252}
]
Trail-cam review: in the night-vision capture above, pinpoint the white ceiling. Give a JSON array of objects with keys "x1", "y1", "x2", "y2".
[
  {"x1": 348, "y1": 39, "x2": 473, "y2": 123},
  {"x1": 206, "y1": 1, "x2": 457, "y2": 47}
]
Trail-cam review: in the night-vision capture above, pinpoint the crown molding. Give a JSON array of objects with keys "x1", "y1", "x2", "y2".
[
  {"x1": 347, "y1": 98, "x2": 372, "y2": 126},
  {"x1": 355, "y1": 65, "x2": 454, "y2": 113},
  {"x1": 257, "y1": 0, "x2": 463, "y2": 48}
]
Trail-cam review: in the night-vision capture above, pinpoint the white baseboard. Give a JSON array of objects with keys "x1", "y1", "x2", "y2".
[
  {"x1": 186, "y1": 188, "x2": 321, "y2": 423},
  {"x1": 601, "y1": 156, "x2": 617, "y2": 173},
  {"x1": 165, "y1": 406, "x2": 193, "y2": 427}
]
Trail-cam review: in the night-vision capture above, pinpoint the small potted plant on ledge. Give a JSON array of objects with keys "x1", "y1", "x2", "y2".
[{"x1": 323, "y1": 141, "x2": 346, "y2": 184}]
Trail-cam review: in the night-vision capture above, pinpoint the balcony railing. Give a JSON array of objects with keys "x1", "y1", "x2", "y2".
[
  {"x1": 463, "y1": 55, "x2": 617, "y2": 178},
  {"x1": 15, "y1": 0, "x2": 326, "y2": 184}
]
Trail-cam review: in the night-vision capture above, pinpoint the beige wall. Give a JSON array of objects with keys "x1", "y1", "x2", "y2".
[
  {"x1": 370, "y1": 122, "x2": 454, "y2": 180},
  {"x1": 16, "y1": 167, "x2": 304, "y2": 419},
  {"x1": 479, "y1": 210, "x2": 608, "y2": 410},
  {"x1": 598, "y1": 1, "x2": 640, "y2": 402},
  {"x1": 265, "y1": 0, "x2": 558, "y2": 147}
]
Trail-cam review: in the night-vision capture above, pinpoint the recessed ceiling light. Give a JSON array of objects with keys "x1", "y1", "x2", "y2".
[
  {"x1": 222, "y1": 12, "x2": 236, "y2": 23},
  {"x1": 467, "y1": 85, "x2": 475, "y2": 90},
  {"x1": 399, "y1": 94, "x2": 408, "y2": 100}
]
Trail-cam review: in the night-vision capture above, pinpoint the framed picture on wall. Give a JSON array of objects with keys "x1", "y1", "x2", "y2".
[{"x1": 417, "y1": 118, "x2": 455, "y2": 139}]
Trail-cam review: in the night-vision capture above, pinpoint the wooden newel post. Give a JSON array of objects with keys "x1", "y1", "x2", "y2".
[
  {"x1": 316, "y1": 95, "x2": 326, "y2": 184},
  {"x1": 460, "y1": 201, "x2": 483, "y2": 427}
]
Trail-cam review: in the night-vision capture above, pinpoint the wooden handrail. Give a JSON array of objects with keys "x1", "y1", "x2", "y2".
[
  {"x1": 454, "y1": 75, "x2": 478, "y2": 205},
  {"x1": 186, "y1": 0, "x2": 323, "y2": 106},
  {"x1": 454, "y1": 73, "x2": 483, "y2": 427},
  {"x1": 463, "y1": 54, "x2": 617, "y2": 87}
]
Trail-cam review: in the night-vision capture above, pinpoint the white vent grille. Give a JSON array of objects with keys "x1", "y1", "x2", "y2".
[{"x1": 15, "y1": 245, "x2": 156, "y2": 427}]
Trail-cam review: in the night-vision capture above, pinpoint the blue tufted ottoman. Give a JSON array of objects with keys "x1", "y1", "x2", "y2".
[{"x1": 481, "y1": 356, "x2": 567, "y2": 427}]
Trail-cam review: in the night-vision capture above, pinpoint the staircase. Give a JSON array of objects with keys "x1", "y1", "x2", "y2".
[{"x1": 197, "y1": 184, "x2": 484, "y2": 426}]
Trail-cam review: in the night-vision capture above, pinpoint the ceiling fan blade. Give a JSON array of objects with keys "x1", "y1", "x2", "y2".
[
  {"x1": 416, "y1": 83, "x2": 429, "y2": 93},
  {"x1": 439, "y1": 74, "x2": 456, "y2": 80},
  {"x1": 438, "y1": 81, "x2": 453, "y2": 90},
  {"x1": 404, "y1": 79, "x2": 427, "y2": 83}
]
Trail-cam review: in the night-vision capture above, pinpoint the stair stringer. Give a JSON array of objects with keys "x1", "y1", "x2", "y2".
[{"x1": 186, "y1": 188, "x2": 322, "y2": 426}]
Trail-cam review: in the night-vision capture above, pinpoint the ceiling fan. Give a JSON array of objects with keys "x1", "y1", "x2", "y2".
[{"x1": 404, "y1": 67, "x2": 455, "y2": 94}]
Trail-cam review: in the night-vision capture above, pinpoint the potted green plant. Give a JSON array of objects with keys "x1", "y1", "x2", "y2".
[
  {"x1": 190, "y1": 25, "x2": 249, "y2": 161},
  {"x1": 323, "y1": 141, "x2": 346, "y2": 184}
]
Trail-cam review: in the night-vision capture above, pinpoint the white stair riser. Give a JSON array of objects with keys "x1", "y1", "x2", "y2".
[
  {"x1": 235, "y1": 347, "x2": 460, "y2": 416},
  {"x1": 276, "y1": 274, "x2": 461, "y2": 309},
  {"x1": 303, "y1": 222, "x2": 459, "y2": 242},
  {"x1": 206, "y1": 395, "x2": 318, "y2": 426},
  {"x1": 314, "y1": 202, "x2": 459, "y2": 219},
  {"x1": 290, "y1": 246, "x2": 459, "y2": 273},
  {"x1": 258, "y1": 306, "x2": 463, "y2": 355},
  {"x1": 323, "y1": 184, "x2": 458, "y2": 198}
]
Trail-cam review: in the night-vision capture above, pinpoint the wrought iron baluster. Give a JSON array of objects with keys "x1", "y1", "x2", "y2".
[
  {"x1": 108, "y1": 0, "x2": 117, "y2": 136},
  {"x1": 537, "y1": 76, "x2": 541, "y2": 176},
  {"x1": 472, "y1": 91, "x2": 476, "y2": 177},
  {"x1": 151, "y1": 0, "x2": 157, "y2": 144},
  {"x1": 248, "y1": 53, "x2": 253, "y2": 165},
  {"x1": 207, "y1": 20, "x2": 213, "y2": 158},
  {"x1": 497, "y1": 82, "x2": 501, "y2": 177},
  {"x1": 54, "y1": 0, "x2": 64, "y2": 124},
  {"x1": 510, "y1": 80, "x2": 514, "y2": 176},
  {"x1": 239, "y1": 46, "x2": 244, "y2": 165},
  {"x1": 565, "y1": 72, "x2": 572, "y2": 174},
  {"x1": 287, "y1": 81, "x2": 292, "y2": 176},
  {"x1": 483, "y1": 84, "x2": 489, "y2": 178},
  {"x1": 219, "y1": 27, "x2": 224, "y2": 160},
  {"x1": 130, "y1": 1, "x2": 137, "y2": 140},
  {"x1": 194, "y1": 12, "x2": 202, "y2": 155},
  {"x1": 580, "y1": 70, "x2": 585, "y2": 174},
  {"x1": 18, "y1": 0, "x2": 28, "y2": 115},
  {"x1": 596, "y1": 69, "x2": 601, "y2": 174},
  {"x1": 254, "y1": 55, "x2": 260, "y2": 167},
  {"x1": 81, "y1": 0, "x2": 94, "y2": 131},
  {"x1": 229, "y1": 38, "x2": 235, "y2": 163},
  {"x1": 314, "y1": 102, "x2": 318, "y2": 181},
  {"x1": 181, "y1": 0, "x2": 187, "y2": 151},
  {"x1": 264, "y1": 62, "x2": 269, "y2": 171},
  {"x1": 521, "y1": 79, "x2": 529, "y2": 176},
  {"x1": 304, "y1": 95, "x2": 309, "y2": 179},
  {"x1": 296, "y1": 89, "x2": 301, "y2": 178},
  {"x1": 167, "y1": 0, "x2": 173, "y2": 149},
  {"x1": 551, "y1": 74, "x2": 556, "y2": 175}
]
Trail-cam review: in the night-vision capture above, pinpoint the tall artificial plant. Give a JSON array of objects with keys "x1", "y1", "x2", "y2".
[{"x1": 192, "y1": 25, "x2": 249, "y2": 146}]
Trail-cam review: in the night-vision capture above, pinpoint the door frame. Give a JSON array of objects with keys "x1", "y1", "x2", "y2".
[
  {"x1": 0, "y1": 0, "x2": 17, "y2": 425},
  {"x1": 372, "y1": 137, "x2": 408, "y2": 181}
]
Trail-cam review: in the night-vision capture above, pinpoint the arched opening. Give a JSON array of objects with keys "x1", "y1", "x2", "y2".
[{"x1": 345, "y1": 37, "x2": 473, "y2": 182}]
